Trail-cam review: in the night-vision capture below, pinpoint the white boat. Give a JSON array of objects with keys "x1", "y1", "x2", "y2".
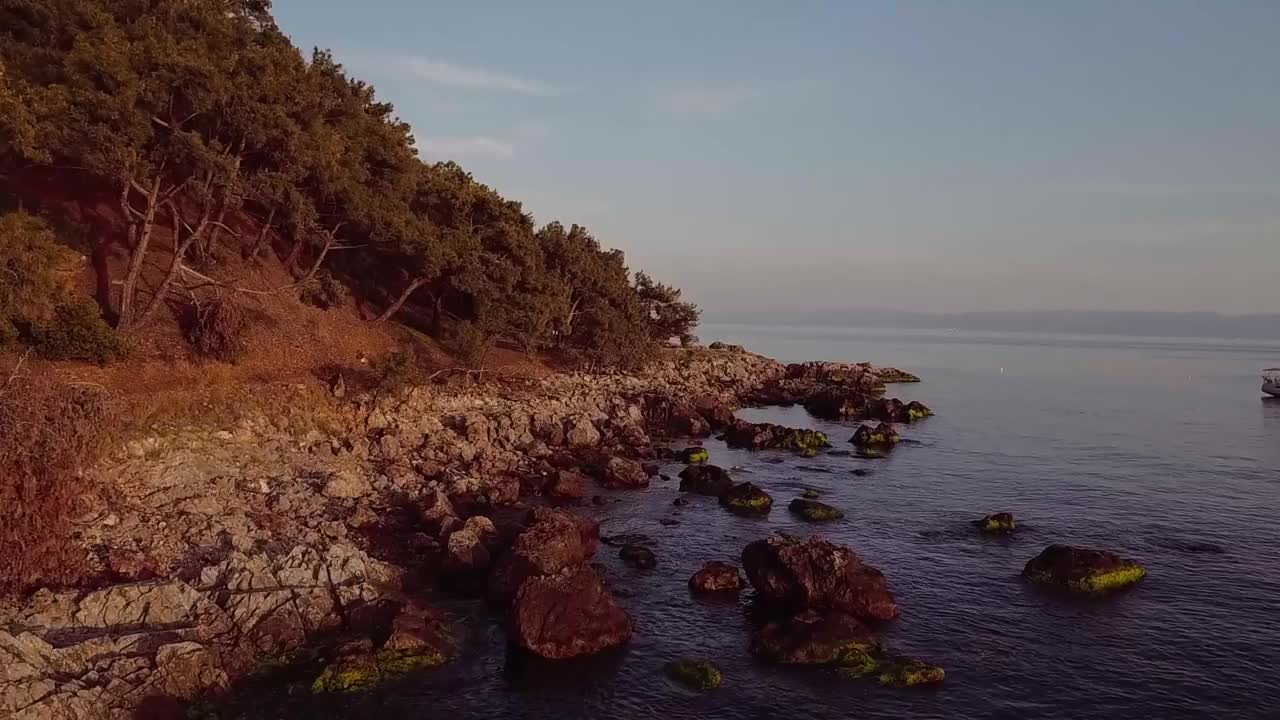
[{"x1": 1264, "y1": 369, "x2": 1280, "y2": 397}]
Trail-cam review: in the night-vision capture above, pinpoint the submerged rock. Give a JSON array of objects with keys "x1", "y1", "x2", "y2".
[
  {"x1": 664, "y1": 658, "x2": 723, "y2": 690},
  {"x1": 678, "y1": 464, "x2": 734, "y2": 496},
  {"x1": 688, "y1": 561, "x2": 744, "y2": 594},
  {"x1": 677, "y1": 446, "x2": 710, "y2": 464},
  {"x1": 1023, "y1": 544, "x2": 1147, "y2": 594},
  {"x1": 788, "y1": 498, "x2": 844, "y2": 522},
  {"x1": 509, "y1": 566, "x2": 633, "y2": 659},
  {"x1": 719, "y1": 482, "x2": 773, "y2": 515},
  {"x1": 801, "y1": 489, "x2": 821, "y2": 499},
  {"x1": 619, "y1": 544, "x2": 657, "y2": 569},
  {"x1": 749, "y1": 609, "x2": 874, "y2": 664},
  {"x1": 976, "y1": 512, "x2": 1017, "y2": 534},
  {"x1": 724, "y1": 420, "x2": 830, "y2": 455},
  {"x1": 849, "y1": 423, "x2": 901, "y2": 447},
  {"x1": 546, "y1": 469, "x2": 589, "y2": 500},
  {"x1": 741, "y1": 535, "x2": 898, "y2": 621},
  {"x1": 874, "y1": 658, "x2": 946, "y2": 687}
]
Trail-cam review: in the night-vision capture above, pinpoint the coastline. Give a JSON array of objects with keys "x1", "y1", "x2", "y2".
[{"x1": 1, "y1": 347, "x2": 925, "y2": 719}]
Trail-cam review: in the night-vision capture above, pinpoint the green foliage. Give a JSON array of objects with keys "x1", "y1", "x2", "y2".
[
  {"x1": 0, "y1": 1, "x2": 698, "y2": 366},
  {"x1": 29, "y1": 299, "x2": 122, "y2": 363},
  {"x1": 0, "y1": 212, "x2": 82, "y2": 323},
  {"x1": 300, "y1": 270, "x2": 349, "y2": 310}
]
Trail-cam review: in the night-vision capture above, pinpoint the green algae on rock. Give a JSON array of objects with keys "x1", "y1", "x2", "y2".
[
  {"x1": 1023, "y1": 544, "x2": 1147, "y2": 595},
  {"x1": 801, "y1": 489, "x2": 822, "y2": 499},
  {"x1": 677, "y1": 446, "x2": 710, "y2": 464},
  {"x1": 311, "y1": 647, "x2": 447, "y2": 694},
  {"x1": 849, "y1": 422, "x2": 901, "y2": 448},
  {"x1": 977, "y1": 512, "x2": 1017, "y2": 533},
  {"x1": 876, "y1": 659, "x2": 946, "y2": 687},
  {"x1": 724, "y1": 420, "x2": 831, "y2": 454},
  {"x1": 831, "y1": 642, "x2": 880, "y2": 678},
  {"x1": 788, "y1": 498, "x2": 844, "y2": 522},
  {"x1": 664, "y1": 659, "x2": 723, "y2": 690},
  {"x1": 719, "y1": 482, "x2": 773, "y2": 515}
]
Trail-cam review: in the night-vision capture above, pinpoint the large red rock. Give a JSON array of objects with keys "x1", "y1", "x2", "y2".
[
  {"x1": 741, "y1": 535, "x2": 899, "y2": 621},
  {"x1": 598, "y1": 456, "x2": 650, "y2": 489},
  {"x1": 487, "y1": 509, "x2": 598, "y2": 604},
  {"x1": 509, "y1": 566, "x2": 633, "y2": 659}
]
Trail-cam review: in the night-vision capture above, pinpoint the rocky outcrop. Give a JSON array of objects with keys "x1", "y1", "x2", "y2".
[
  {"x1": 0, "y1": 542, "x2": 400, "y2": 719},
  {"x1": 1023, "y1": 545, "x2": 1147, "y2": 594},
  {"x1": 508, "y1": 567, "x2": 632, "y2": 659},
  {"x1": 741, "y1": 536, "x2": 898, "y2": 621},
  {"x1": 678, "y1": 464, "x2": 734, "y2": 497},
  {"x1": 723, "y1": 420, "x2": 830, "y2": 455},
  {"x1": 597, "y1": 456, "x2": 650, "y2": 490},
  {"x1": 688, "y1": 561, "x2": 743, "y2": 594}
]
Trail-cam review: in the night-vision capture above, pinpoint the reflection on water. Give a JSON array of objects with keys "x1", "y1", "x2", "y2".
[{"x1": 271, "y1": 327, "x2": 1280, "y2": 719}]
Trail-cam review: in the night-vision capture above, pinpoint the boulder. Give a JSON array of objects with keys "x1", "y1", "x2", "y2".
[
  {"x1": 488, "y1": 509, "x2": 597, "y2": 604},
  {"x1": 418, "y1": 490, "x2": 459, "y2": 536},
  {"x1": 849, "y1": 423, "x2": 901, "y2": 447},
  {"x1": 724, "y1": 420, "x2": 830, "y2": 456},
  {"x1": 749, "y1": 609, "x2": 875, "y2": 664},
  {"x1": 546, "y1": 470, "x2": 588, "y2": 500},
  {"x1": 874, "y1": 659, "x2": 946, "y2": 687},
  {"x1": 976, "y1": 512, "x2": 1016, "y2": 534},
  {"x1": 693, "y1": 397, "x2": 736, "y2": 430},
  {"x1": 788, "y1": 498, "x2": 844, "y2": 522},
  {"x1": 741, "y1": 536, "x2": 898, "y2": 621},
  {"x1": 1023, "y1": 545, "x2": 1146, "y2": 594},
  {"x1": 688, "y1": 561, "x2": 744, "y2": 594},
  {"x1": 677, "y1": 446, "x2": 710, "y2": 464},
  {"x1": 668, "y1": 405, "x2": 712, "y2": 438},
  {"x1": 598, "y1": 456, "x2": 650, "y2": 489},
  {"x1": 719, "y1": 482, "x2": 773, "y2": 515},
  {"x1": 678, "y1": 464, "x2": 734, "y2": 497},
  {"x1": 509, "y1": 566, "x2": 633, "y2": 659},
  {"x1": 619, "y1": 544, "x2": 657, "y2": 569},
  {"x1": 564, "y1": 416, "x2": 602, "y2": 447},
  {"x1": 664, "y1": 659, "x2": 722, "y2": 690}
]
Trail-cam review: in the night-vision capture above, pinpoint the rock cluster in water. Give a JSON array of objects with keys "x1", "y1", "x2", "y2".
[{"x1": 1023, "y1": 544, "x2": 1147, "y2": 594}]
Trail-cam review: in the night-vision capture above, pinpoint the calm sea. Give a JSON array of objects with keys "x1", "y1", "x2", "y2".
[{"x1": 285, "y1": 325, "x2": 1280, "y2": 719}]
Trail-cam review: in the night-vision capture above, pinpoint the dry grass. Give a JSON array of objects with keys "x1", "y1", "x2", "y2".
[{"x1": 0, "y1": 374, "x2": 112, "y2": 595}]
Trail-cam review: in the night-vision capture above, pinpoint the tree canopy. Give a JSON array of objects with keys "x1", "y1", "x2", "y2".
[{"x1": 0, "y1": 0, "x2": 697, "y2": 364}]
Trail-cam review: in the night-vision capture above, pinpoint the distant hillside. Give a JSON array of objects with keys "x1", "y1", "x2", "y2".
[{"x1": 711, "y1": 308, "x2": 1280, "y2": 341}]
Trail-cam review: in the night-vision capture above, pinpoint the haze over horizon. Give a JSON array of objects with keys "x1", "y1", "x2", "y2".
[{"x1": 273, "y1": 0, "x2": 1280, "y2": 319}]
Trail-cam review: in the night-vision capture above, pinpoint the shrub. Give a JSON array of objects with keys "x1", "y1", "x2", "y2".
[
  {"x1": 183, "y1": 297, "x2": 248, "y2": 362},
  {"x1": 0, "y1": 380, "x2": 110, "y2": 595},
  {"x1": 0, "y1": 319, "x2": 17, "y2": 349},
  {"x1": 29, "y1": 299, "x2": 123, "y2": 363},
  {"x1": 300, "y1": 270, "x2": 349, "y2": 310},
  {"x1": 0, "y1": 211, "x2": 82, "y2": 325},
  {"x1": 447, "y1": 321, "x2": 496, "y2": 367},
  {"x1": 371, "y1": 349, "x2": 418, "y2": 393}
]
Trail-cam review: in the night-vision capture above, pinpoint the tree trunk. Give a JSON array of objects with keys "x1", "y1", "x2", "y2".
[
  {"x1": 297, "y1": 234, "x2": 335, "y2": 286},
  {"x1": 248, "y1": 206, "x2": 276, "y2": 260},
  {"x1": 117, "y1": 175, "x2": 163, "y2": 329},
  {"x1": 375, "y1": 276, "x2": 427, "y2": 323},
  {"x1": 137, "y1": 200, "x2": 211, "y2": 326}
]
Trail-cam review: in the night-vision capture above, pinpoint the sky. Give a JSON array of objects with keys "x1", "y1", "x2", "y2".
[{"x1": 271, "y1": 0, "x2": 1280, "y2": 319}]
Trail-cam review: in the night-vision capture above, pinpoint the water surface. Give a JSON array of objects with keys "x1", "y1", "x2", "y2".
[{"x1": 312, "y1": 326, "x2": 1280, "y2": 719}]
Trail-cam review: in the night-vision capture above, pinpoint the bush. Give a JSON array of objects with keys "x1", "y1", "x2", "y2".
[
  {"x1": 183, "y1": 297, "x2": 248, "y2": 362},
  {"x1": 29, "y1": 299, "x2": 123, "y2": 363},
  {"x1": 371, "y1": 349, "x2": 418, "y2": 393},
  {"x1": 0, "y1": 380, "x2": 110, "y2": 595},
  {"x1": 0, "y1": 319, "x2": 17, "y2": 349},
  {"x1": 447, "y1": 321, "x2": 496, "y2": 367},
  {"x1": 300, "y1": 270, "x2": 349, "y2": 310}
]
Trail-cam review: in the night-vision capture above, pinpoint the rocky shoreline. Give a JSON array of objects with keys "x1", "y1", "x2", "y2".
[{"x1": 1, "y1": 347, "x2": 934, "y2": 719}]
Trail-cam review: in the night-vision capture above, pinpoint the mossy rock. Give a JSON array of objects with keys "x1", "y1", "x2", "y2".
[
  {"x1": 719, "y1": 482, "x2": 773, "y2": 515},
  {"x1": 1023, "y1": 544, "x2": 1147, "y2": 595},
  {"x1": 849, "y1": 423, "x2": 901, "y2": 447},
  {"x1": 788, "y1": 498, "x2": 844, "y2": 522},
  {"x1": 904, "y1": 402, "x2": 933, "y2": 421},
  {"x1": 664, "y1": 659, "x2": 722, "y2": 690},
  {"x1": 677, "y1": 447, "x2": 710, "y2": 464},
  {"x1": 311, "y1": 648, "x2": 446, "y2": 694},
  {"x1": 977, "y1": 512, "x2": 1016, "y2": 533},
  {"x1": 801, "y1": 489, "x2": 821, "y2": 500},
  {"x1": 877, "y1": 659, "x2": 945, "y2": 687},
  {"x1": 831, "y1": 642, "x2": 879, "y2": 678}
]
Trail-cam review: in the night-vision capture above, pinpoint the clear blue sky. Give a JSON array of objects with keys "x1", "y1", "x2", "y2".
[{"x1": 272, "y1": 0, "x2": 1280, "y2": 318}]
